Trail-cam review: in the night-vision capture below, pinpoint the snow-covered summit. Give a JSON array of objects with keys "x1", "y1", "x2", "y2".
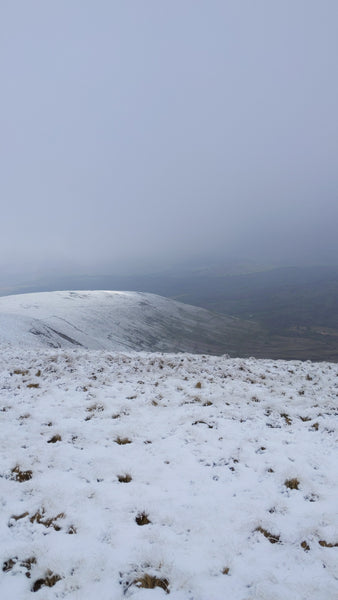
[{"x1": 0, "y1": 290, "x2": 256, "y2": 354}]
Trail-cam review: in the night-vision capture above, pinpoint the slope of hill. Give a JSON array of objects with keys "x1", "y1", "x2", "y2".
[
  {"x1": 0, "y1": 290, "x2": 259, "y2": 356},
  {"x1": 0, "y1": 349, "x2": 337, "y2": 599}
]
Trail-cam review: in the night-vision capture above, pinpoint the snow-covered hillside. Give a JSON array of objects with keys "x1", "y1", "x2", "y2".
[
  {"x1": 0, "y1": 291, "x2": 257, "y2": 355},
  {"x1": 0, "y1": 349, "x2": 337, "y2": 599}
]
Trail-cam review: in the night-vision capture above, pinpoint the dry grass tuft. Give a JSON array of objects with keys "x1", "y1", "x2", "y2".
[
  {"x1": 27, "y1": 383, "x2": 40, "y2": 389},
  {"x1": 13, "y1": 369, "x2": 29, "y2": 376},
  {"x1": 2, "y1": 556, "x2": 36, "y2": 576},
  {"x1": 133, "y1": 574, "x2": 169, "y2": 593},
  {"x1": 222, "y1": 567, "x2": 230, "y2": 575},
  {"x1": 67, "y1": 525, "x2": 77, "y2": 534},
  {"x1": 319, "y1": 540, "x2": 338, "y2": 548},
  {"x1": 284, "y1": 478, "x2": 300, "y2": 490},
  {"x1": 299, "y1": 416, "x2": 311, "y2": 422},
  {"x1": 280, "y1": 412, "x2": 292, "y2": 425},
  {"x1": 2, "y1": 557, "x2": 17, "y2": 572},
  {"x1": 32, "y1": 571, "x2": 61, "y2": 592},
  {"x1": 311, "y1": 422, "x2": 319, "y2": 431},
  {"x1": 11, "y1": 466, "x2": 32, "y2": 482},
  {"x1": 115, "y1": 436, "x2": 132, "y2": 445},
  {"x1": 118, "y1": 474, "x2": 132, "y2": 483},
  {"x1": 11, "y1": 511, "x2": 29, "y2": 521},
  {"x1": 192, "y1": 420, "x2": 213, "y2": 429},
  {"x1": 29, "y1": 508, "x2": 65, "y2": 531},
  {"x1": 301, "y1": 541, "x2": 310, "y2": 551},
  {"x1": 35, "y1": 370, "x2": 41, "y2": 377},
  {"x1": 87, "y1": 403, "x2": 104, "y2": 413},
  {"x1": 47, "y1": 434, "x2": 62, "y2": 443},
  {"x1": 135, "y1": 512, "x2": 151, "y2": 526},
  {"x1": 195, "y1": 381, "x2": 202, "y2": 389},
  {"x1": 255, "y1": 526, "x2": 280, "y2": 544}
]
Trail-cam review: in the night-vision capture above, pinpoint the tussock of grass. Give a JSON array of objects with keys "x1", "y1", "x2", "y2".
[
  {"x1": 299, "y1": 416, "x2": 311, "y2": 422},
  {"x1": 135, "y1": 512, "x2": 151, "y2": 526},
  {"x1": 255, "y1": 526, "x2": 280, "y2": 544},
  {"x1": 115, "y1": 436, "x2": 132, "y2": 445},
  {"x1": 13, "y1": 369, "x2": 29, "y2": 375},
  {"x1": 2, "y1": 556, "x2": 36, "y2": 576},
  {"x1": 27, "y1": 383, "x2": 39, "y2": 389},
  {"x1": 87, "y1": 403, "x2": 104, "y2": 413},
  {"x1": 47, "y1": 434, "x2": 62, "y2": 443},
  {"x1": 35, "y1": 370, "x2": 41, "y2": 377},
  {"x1": 311, "y1": 422, "x2": 319, "y2": 430},
  {"x1": 192, "y1": 420, "x2": 213, "y2": 428},
  {"x1": 11, "y1": 466, "x2": 32, "y2": 482},
  {"x1": 284, "y1": 478, "x2": 300, "y2": 490},
  {"x1": 222, "y1": 567, "x2": 230, "y2": 575},
  {"x1": 11, "y1": 511, "x2": 29, "y2": 521},
  {"x1": 29, "y1": 508, "x2": 65, "y2": 530},
  {"x1": 32, "y1": 571, "x2": 61, "y2": 592},
  {"x1": 67, "y1": 525, "x2": 77, "y2": 534},
  {"x1": 301, "y1": 541, "x2": 310, "y2": 551},
  {"x1": 195, "y1": 382, "x2": 202, "y2": 389},
  {"x1": 133, "y1": 574, "x2": 169, "y2": 593},
  {"x1": 2, "y1": 557, "x2": 17, "y2": 572},
  {"x1": 319, "y1": 540, "x2": 338, "y2": 548},
  {"x1": 118, "y1": 474, "x2": 132, "y2": 483},
  {"x1": 280, "y1": 412, "x2": 292, "y2": 425}
]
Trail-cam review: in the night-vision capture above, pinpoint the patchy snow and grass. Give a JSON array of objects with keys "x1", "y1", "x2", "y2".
[{"x1": 0, "y1": 349, "x2": 337, "y2": 599}]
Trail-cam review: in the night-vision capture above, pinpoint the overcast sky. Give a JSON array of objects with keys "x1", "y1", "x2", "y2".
[{"x1": 1, "y1": 1, "x2": 338, "y2": 278}]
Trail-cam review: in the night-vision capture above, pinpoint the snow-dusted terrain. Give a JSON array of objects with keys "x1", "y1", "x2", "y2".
[
  {"x1": 0, "y1": 291, "x2": 257, "y2": 355},
  {"x1": 0, "y1": 348, "x2": 337, "y2": 599}
]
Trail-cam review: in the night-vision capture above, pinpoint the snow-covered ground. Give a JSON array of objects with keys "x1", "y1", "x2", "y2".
[{"x1": 0, "y1": 348, "x2": 337, "y2": 599}]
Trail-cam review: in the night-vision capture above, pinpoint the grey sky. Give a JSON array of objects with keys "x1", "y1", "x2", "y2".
[{"x1": 1, "y1": 0, "x2": 338, "y2": 278}]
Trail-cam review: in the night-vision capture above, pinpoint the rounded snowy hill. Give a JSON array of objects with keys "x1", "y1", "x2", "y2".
[{"x1": 0, "y1": 290, "x2": 257, "y2": 354}]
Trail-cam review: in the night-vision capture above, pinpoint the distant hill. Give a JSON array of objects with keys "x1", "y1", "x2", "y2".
[
  {"x1": 1, "y1": 264, "x2": 337, "y2": 361},
  {"x1": 0, "y1": 290, "x2": 259, "y2": 355}
]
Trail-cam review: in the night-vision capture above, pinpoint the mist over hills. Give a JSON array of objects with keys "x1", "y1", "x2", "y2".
[{"x1": 2, "y1": 264, "x2": 337, "y2": 362}]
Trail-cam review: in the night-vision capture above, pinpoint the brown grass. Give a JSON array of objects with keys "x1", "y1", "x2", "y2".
[
  {"x1": 32, "y1": 571, "x2": 61, "y2": 592},
  {"x1": 115, "y1": 436, "x2": 132, "y2": 445},
  {"x1": 118, "y1": 474, "x2": 132, "y2": 483},
  {"x1": 222, "y1": 567, "x2": 230, "y2": 575},
  {"x1": 255, "y1": 526, "x2": 280, "y2": 544},
  {"x1": 301, "y1": 541, "x2": 310, "y2": 551},
  {"x1": 195, "y1": 381, "x2": 202, "y2": 389},
  {"x1": 135, "y1": 512, "x2": 151, "y2": 526},
  {"x1": 280, "y1": 412, "x2": 292, "y2": 425},
  {"x1": 2, "y1": 556, "x2": 36, "y2": 575},
  {"x1": 29, "y1": 508, "x2": 65, "y2": 531},
  {"x1": 47, "y1": 434, "x2": 62, "y2": 443},
  {"x1": 284, "y1": 478, "x2": 300, "y2": 490},
  {"x1": 2, "y1": 558, "x2": 17, "y2": 572},
  {"x1": 11, "y1": 511, "x2": 29, "y2": 521},
  {"x1": 11, "y1": 466, "x2": 32, "y2": 482},
  {"x1": 192, "y1": 420, "x2": 213, "y2": 429},
  {"x1": 319, "y1": 540, "x2": 338, "y2": 548},
  {"x1": 133, "y1": 574, "x2": 169, "y2": 593},
  {"x1": 13, "y1": 369, "x2": 29, "y2": 375},
  {"x1": 27, "y1": 383, "x2": 40, "y2": 389}
]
